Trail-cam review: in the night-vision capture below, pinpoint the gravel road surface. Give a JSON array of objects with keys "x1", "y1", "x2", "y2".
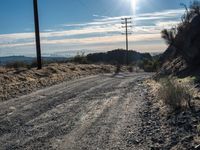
[{"x1": 0, "y1": 73, "x2": 152, "y2": 150}]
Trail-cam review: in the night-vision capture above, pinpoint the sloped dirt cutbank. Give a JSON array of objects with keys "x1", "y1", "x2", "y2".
[
  {"x1": 158, "y1": 11, "x2": 200, "y2": 77},
  {"x1": 140, "y1": 80, "x2": 200, "y2": 149},
  {"x1": 0, "y1": 63, "x2": 118, "y2": 101}
]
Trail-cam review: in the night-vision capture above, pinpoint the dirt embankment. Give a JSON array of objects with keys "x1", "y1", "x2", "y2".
[
  {"x1": 141, "y1": 79, "x2": 200, "y2": 149},
  {"x1": 0, "y1": 63, "x2": 120, "y2": 101}
]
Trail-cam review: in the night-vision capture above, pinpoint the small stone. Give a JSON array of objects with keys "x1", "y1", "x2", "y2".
[
  {"x1": 181, "y1": 135, "x2": 193, "y2": 144},
  {"x1": 195, "y1": 144, "x2": 200, "y2": 150},
  {"x1": 127, "y1": 138, "x2": 141, "y2": 145}
]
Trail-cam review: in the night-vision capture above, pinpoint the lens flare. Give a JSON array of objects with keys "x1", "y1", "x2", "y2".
[
  {"x1": 131, "y1": 0, "x2": 137, "y2": 14},
  {"x1": 125, "y1": 0, "x2": 137, "y2": 15}
]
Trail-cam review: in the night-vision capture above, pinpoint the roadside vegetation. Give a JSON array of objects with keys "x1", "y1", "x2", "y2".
[
  {"x1": 156, "y1": 0, "x2": 200, "y2": 111},
  {"x1": 85, "y1": 49, "x2": 160, "y2": 72},
  {"x1": 138, "y1": 58, "x2": 160, "y2": 72},
  {"x1": 143, "y1": 2, "x2": 200, "y2": 148},
  {"x1": 71, "y1": 52, "x2": 88, "y2": 64},
  {"x1": 3, "y1": 49, "x2": 161, "y2": 73},
  {"x1": 144, "y1": 76, "x2": 200, "y2": 149},
  {"x1": 161, "y1": 1, "x2": 200, "y2": 46},
  {"x1": 0, "y1": 63, "x2": 116, "y2": 101},
  {"x1": 161, "y1": 0, "x2": 200, "y2": 66},
  {"x1": 158, "y1": 78, "x2": 192, "y2": 110}
]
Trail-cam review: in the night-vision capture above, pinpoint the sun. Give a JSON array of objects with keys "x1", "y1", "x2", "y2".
[
  {"x1": 128, "y1": 0, "x2": 137, "y2": 14},
  {"x1": 124, "y1": 0, "x2": 137, "y2": 14},
  {"x1": 124, "y1": 0, "x2": 138, "y2": 15}
]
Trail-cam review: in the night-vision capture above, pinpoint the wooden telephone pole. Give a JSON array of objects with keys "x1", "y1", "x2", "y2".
[
  {"x1": 121, "y1": 17, "x2": 132, "y2": 65},
  {"x1": 33, "y1": 0, "x2": 42, "y2": 69}
]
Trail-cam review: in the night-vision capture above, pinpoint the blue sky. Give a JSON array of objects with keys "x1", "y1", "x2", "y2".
[{"x1": 0, "y1": 0, "x2": 192, "y2": 57}]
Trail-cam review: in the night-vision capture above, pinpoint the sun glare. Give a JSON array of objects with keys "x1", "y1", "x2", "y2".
[
  {"x1": 130, "y1": 0, "x2": 137, "y2": 14},
  {"x1": 125, "y1": 0, "x2": 138, "y2": 15}
]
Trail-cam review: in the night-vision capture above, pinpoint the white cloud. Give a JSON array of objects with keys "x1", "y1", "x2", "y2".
[
  {"x1": 135, "y1": 9, "x2": 185, "y2": 21},
  {"x1": 0, "y1": 8, "x2": 184, "y2": 56}
]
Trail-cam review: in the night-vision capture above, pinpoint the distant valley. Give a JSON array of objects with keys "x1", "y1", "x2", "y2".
[{"x1": 0, "y1": 56, "x2": 68, "y2": 66}]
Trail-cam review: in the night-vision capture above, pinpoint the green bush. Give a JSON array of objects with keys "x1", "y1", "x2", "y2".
[
  {"x1": 72, "y1": 52, "x2": 88, "y2": 64},
  {"x1": 138, "y1": 59, "x2": 160, "y2": 72}
]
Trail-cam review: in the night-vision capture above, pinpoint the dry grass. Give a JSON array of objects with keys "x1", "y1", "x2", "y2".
[
  {"x1": 114, "y1": 64, "x2": 121, "y2": 74},
  {"x1": 0, "y1": 67, "x2": 7, "y2": 74},
  {"x1": 158, "y1": 78, "x2": 192, "y2": 110},
  {"x1": 0, "y1": 63, "x2": 117, "y2": 101}
]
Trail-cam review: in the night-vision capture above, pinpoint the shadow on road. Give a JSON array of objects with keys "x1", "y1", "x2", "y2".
[{"x1": 103, "y1": 72, "x2": 153, "y2": 79}]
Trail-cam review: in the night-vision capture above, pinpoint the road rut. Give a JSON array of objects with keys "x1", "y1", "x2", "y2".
[{"x1": 0, "y1": 73, "x2": 152, "y2": 150}]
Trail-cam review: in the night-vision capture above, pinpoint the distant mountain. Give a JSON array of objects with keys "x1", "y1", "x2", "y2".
[
  {"x1": 0, "y1": 50, "x2": 154, "y2": 66},
  {"x1": 86, "y1": 49, "x2": 152, "y2": 65},
  {"x1": 0, "y1": 56, "x2": 68, "y2": 66}
]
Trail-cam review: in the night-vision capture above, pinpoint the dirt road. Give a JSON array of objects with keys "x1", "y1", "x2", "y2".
[{"x1": 0, "y1": 73, "x2": 152, "y2": 150}]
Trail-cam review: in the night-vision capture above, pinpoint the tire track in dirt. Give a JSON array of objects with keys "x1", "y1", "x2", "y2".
[
  {"x1": 0, "y1": 73, "x2": 152, "y2": 150},
  {"x1": 59, "y1": 74, "x2": 151, "y2": 150},
  {"x1": 0, "y1": 75, "x2": 120, "y2": 149}
]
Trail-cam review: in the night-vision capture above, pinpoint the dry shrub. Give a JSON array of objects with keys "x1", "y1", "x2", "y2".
[
  {"x1": 115, "y1": 64, "x2": 121, "y2": 74},
  {"x1": 0, "y1": 67, "x2": 6, "y2": 74},
  {"x1": 158, "y1": 78, "x2": 192, "y2": 110},
  {"x1": 128, "y1": 65, "x2": 134, "y2": 72},
  {"x1": 5, "y1": 61, "x2": 29, "y2": 69}
]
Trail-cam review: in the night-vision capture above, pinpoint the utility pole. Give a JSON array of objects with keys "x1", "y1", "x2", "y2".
[
  {"x1": 121, "y1": 17, "x2": 132, "y2": 65},
  {"x1": 33, "y1": 0, "x2": 42, "y2": 69}
]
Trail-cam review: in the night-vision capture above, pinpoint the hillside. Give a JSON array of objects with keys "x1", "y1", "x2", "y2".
[
  {"x1": 158, "y1": 2, "x2": 200, "y2": 77},
  {"x1": 87, "y1": 49, "x2": 152, "y2": 65},
  {"x1": 146, "y1": 2, "x2": 200, "y2": 149}
]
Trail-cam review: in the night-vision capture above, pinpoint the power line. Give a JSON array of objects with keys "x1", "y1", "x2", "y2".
[{"x1": 121, "y1": 17, "x2": 132, "y2": 65}]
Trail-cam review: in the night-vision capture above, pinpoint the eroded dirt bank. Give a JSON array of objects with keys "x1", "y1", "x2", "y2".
[
  {"x1": 140, "y1": 79, "x2": 200, "y2": 150},
  {"x1": 0, "y1": 63, "x2": 118, "y2": 101}
]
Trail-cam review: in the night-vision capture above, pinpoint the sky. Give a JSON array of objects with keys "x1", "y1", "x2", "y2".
[{"x1": 0, "y1": 0, "x2": 192, "y2": 57}]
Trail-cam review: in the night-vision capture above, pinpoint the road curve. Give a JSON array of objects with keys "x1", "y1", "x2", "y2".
[{"x1": 0, "y1": 73, "x2": 152, "y2": 150}]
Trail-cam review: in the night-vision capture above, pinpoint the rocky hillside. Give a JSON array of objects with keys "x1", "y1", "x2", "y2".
[{"x1": 159, "y1": 1, "x2": 200, "y2": 76}]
